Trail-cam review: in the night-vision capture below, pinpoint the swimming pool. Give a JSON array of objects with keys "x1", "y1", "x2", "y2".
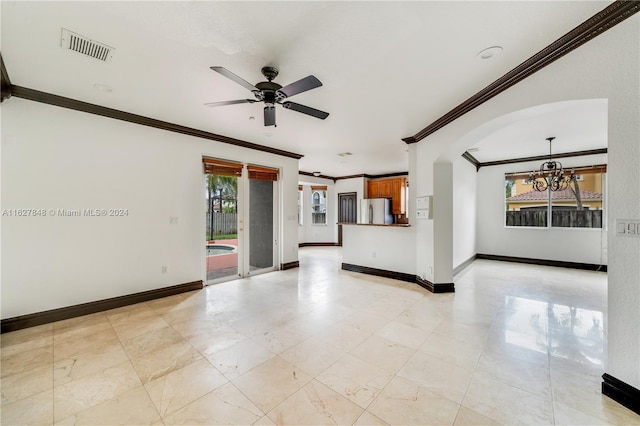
[{"x1": 206, "y1": 244, "x2": 236, "y2": 256}]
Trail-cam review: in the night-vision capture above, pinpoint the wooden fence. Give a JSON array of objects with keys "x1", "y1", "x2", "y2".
[
  {"x1": 206, "y1": 212, "x2": 237, "y2": 235},
  {"x1": 506, "y1": 210, "x2": 603, "y2": 228}
]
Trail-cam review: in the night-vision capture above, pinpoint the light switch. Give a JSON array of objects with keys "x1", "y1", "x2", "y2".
[{"x1": 617, "y1": 219, "x2": 640, "y2": 237}]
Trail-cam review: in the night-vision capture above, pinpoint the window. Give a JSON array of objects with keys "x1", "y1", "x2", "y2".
[
  {"x1": 311, "y1": 186, "x2": 327, "y2": 224},
  {"x1": 298, "y1": 186, "x2": 303, "y2": 226},
  {"x1": 505, "y1": 165, "x2": 605, "y2": 228}
]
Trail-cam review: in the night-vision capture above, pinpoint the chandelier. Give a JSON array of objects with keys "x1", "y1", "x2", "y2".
[{"x1": 529, "y1": 137, "x2": 574, "y2": 192}]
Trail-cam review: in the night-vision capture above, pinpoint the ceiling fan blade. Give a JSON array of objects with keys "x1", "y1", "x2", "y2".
[
  {"x1": 210, "y1": 66, "x2": 257, "y2": 92},
  {"x1": 204, "y1": 99, "x2": 257, "y2": 107},
  {"x1": 282, "y1": 101, "x2": 329, "y2": 120},
  {"x1": 277, "y1": 75, "x2": 322, "y2": 98},
  {"x1": 264, "y1": 106, "x2": 276, "y2": 127}
]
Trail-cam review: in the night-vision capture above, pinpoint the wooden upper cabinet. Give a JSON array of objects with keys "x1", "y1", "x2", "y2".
[
  {"x1": 391, "y1": 177, "x2": 406, "y2": 214},
  {"x1": 367, "y1": 177, "x2": 407, "y2": 215},
  {"x1": 379, "y1": 180, "x2": 392, "y2": 198},
  {"x1": 367, "y1": 180, "x2": 380, "y2": 198}
]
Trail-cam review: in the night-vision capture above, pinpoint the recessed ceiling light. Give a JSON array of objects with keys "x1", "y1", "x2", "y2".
[
  {"x1": 337, "y1": 152, "x2": 353, "y2": 157},
  {"x1": 92, "y1": 83, "x2": 113, "y2": 93},
  {"x1": 477, "y1": 46, "x2": 503, "y2": 60},
  {"x1": 249, "y1": 116, "x2": 255, "y2": 120}
]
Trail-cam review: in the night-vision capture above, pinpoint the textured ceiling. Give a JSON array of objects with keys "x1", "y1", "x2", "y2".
[{"x1": 1, "y1": 1, "x2": 609, "y2": 177}]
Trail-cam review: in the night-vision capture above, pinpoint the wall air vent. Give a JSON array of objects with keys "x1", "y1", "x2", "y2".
[{"x1": 61, "y1": 29, "x2": 115, "y2": 62}]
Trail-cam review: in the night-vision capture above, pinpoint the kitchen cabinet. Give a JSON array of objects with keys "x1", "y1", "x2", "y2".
[
  {"x1": 367, "y1": 177, "x2": 407, "y2": 215},
  {"x1": 368, "y1": 180, "x2": 380, "y2": 198},
  {"x1": 367, "y1": 179, "x2": 393, "y2": 198},
  {"x1": 379, "y1": 180, "x2": 392, "y2": 198},
  {"x1": 391, "y1": 177, "x2": 406, "y2": 214}
]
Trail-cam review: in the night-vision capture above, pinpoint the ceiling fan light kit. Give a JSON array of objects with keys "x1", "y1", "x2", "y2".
[{"x1": 206, "y1": 66, "x2": 329, "y2": 127}]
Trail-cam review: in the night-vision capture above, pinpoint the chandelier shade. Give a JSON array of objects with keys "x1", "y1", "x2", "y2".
[{"x1": 529, "y1": 137, "x2": 574, "y2": 192}]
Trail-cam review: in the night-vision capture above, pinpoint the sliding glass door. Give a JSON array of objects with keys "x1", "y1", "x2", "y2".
[
  {"x1": 203, "y1": 159, "x2": 278, "y2": 283},
  {"x1": 248, "y1": 179, "x2": 274, "y2": 274},
  {"x1": 204, "y1": 160, "x2": 241, "y2": 283},
  {"x1": 246, "y1": 165, "x2": 278, "y2": 276}
]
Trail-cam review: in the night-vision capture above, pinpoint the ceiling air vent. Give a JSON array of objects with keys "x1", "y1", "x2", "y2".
[{"x1": 61, "y1": 29, "x2": 115, "y2": 62}]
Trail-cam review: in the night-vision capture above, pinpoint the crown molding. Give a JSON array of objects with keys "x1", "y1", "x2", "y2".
[
  {"x1": 477, "y1": 148, "x2": 607, "y2": 169},
  {"x1": 461, "y1": 151, "x2": 480, "y2": 170},
  {"x1": 299, "y1": 170, "x2": 337, "y2": 181}
]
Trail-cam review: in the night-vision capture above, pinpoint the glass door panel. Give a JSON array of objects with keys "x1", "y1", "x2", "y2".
[
  {"x1": 205, "y1": 173, "x2": 239, "y2": 283},
  {"x1": 248, "y1": 178, "x2": 274, "y2": 274}
]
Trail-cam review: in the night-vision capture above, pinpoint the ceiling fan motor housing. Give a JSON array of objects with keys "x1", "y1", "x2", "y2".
[
  {"x1": 255, "y1": 81, "x2": 286, "y2": 104},
  {"x1": 261, "y1": 66, "x2": 279, "y2": 81}
]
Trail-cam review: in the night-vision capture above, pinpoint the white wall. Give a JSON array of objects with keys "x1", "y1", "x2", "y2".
[
  {"x1": 1, "y1": 99, "x2": 299, "y2": 319},
  {"x1": 476, "y1": 154, "x2": 607, "y2": 265},
  {"x1": 412, "y1": 141, "x2": 439, "y2": 282},
  {"x1": 411, "y1": 15, "x2": 639, "y2": 388},
  {"x1": 453, "y1": 157, "x2": 477, "y2": 268},
  {"x1": 341, "y1": 225, "x2": 415, "y2": 275},
  {"x1": 297, "y1": 175, "x2": 336, "y2": 244},
  {"x1": 605, "y1": 18, "x2": 640, "y2": 389}
]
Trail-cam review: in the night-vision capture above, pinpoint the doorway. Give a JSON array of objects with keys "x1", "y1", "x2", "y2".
[
  {"x1": 338, "y1": 192, "x2": 357, "y2": 246},
  {"x1": 246, "y1": 175, "x2": 276, "y2": 275},
  {"x1": 203, "y1": 158, "x2": 279, "y2": 284},
  {"x1": 204, "y1": 162, "x2": 241, "y2": 283}
]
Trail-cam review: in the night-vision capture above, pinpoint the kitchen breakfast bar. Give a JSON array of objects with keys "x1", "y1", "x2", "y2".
[{"x1": 339, "y1": 222, "x2": 416, "y2": 283}]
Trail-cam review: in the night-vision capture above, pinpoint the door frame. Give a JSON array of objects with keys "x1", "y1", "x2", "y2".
[
  {"x1": 204, "y1": 171, "x2": 243, "y2": 286},
  {"x1": 242, "y1": 173, "x2": 279, "y2": 277},
  {"x1": 203, "y1": 162, "x2": 280, "y2": 285}
]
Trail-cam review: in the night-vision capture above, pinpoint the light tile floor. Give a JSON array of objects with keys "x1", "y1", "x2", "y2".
[{"x1": 2, "y1": 247, "x2": 639, "y2": 425}]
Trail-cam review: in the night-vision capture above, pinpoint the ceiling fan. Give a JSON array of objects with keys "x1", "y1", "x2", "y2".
[{"x1": 205, "y1": 66, "x2": 329, "y2": 127}]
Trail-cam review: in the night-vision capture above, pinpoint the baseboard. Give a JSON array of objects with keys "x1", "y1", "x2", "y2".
[
  {"x1": 280, "y1": 261, "x2": 300, "y2": 270},
  {"x1": 299, "y1": 242, "x2": 339, "y2": 247},
  {"x1": 341, "y1": 263, "x2": 455, "y2": 293},
  {"x1": 415, "y1": 276, "x2": 455, "y2": 293},
  {"x1": 1, "y1": 280, "x2": 203, "y2": 334},
  {"x1": 341, "y1": 263, "x2": 416, "y2": 283},
  {"x1": 476, "y1": 254, "x2": 607, "y2": 272},
  {"x1": 453, "y1": 255, "x2": 477, "y2": 276},
  {"x1": 602, "y1": 373, "x2": 640, "y2": 415}
]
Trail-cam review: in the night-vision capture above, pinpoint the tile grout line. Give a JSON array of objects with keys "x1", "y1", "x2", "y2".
[
  {"x1": 105, "y1": 307, "x2": 163, "y2": 424},
  {"x1": 453, "y1": 329, "x2": 490, "y2": 426}
]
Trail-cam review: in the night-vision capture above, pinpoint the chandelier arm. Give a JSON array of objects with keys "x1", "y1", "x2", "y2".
[{"x1": 531, "y1": 137, "x2": 572, "y2": 192}]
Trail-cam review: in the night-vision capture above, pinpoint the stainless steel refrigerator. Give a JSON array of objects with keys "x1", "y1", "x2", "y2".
[{"x1": 360, "y1": 198, "x2": 393, "y2": 224}]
